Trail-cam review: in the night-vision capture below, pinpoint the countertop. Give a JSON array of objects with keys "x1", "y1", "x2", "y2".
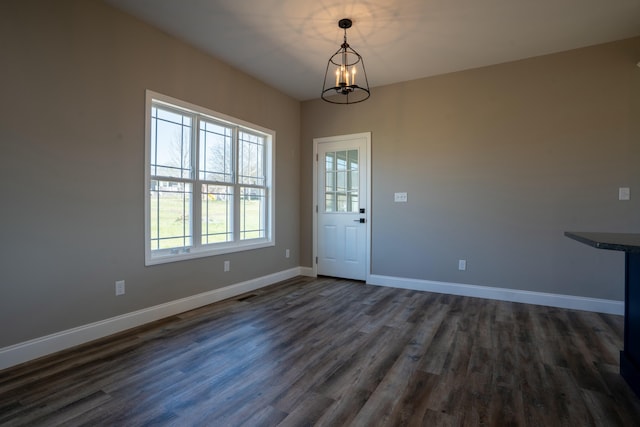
[{"x1": 564, "y1": 232, "x2": 640, "y2": 253}]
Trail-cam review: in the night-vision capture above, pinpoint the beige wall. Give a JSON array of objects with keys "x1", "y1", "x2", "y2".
[
  {"x1": 301, "y1": 37, "x2": 640, "y2": 300},
  {"x1": 0, "y1": 0, "x2": 300, "y2": 347}
]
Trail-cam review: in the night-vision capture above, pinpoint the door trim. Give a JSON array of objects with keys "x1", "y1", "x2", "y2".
[{"x1": 312, "y1": 132, "x2": 371, "y2": 281}]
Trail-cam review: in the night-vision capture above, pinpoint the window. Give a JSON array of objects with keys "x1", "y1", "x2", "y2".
[{"x1": 145, "y1": 91, "x2": 274, "y2": 265}]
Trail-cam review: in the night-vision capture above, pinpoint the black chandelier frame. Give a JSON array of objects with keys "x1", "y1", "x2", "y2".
[{"x1": 321, "y1": 18, "x2": 371, "y2": 104}]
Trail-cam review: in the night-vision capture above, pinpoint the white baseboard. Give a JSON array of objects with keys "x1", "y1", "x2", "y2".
[
  {"x1": 367, "y1": 274, "x2": 624, "y2": 315},
  {"x1": 1, "y1": 269, "x2": 624, "y2": 372},
  {"x1": 0, "y1": 267, "x2": 303, "y2": 371},
  {"x1": 299, "y1": 266, "x2": 315, "y2": 277}
]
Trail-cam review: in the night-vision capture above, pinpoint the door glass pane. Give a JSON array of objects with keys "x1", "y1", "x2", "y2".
[
  {"x1": 348, "y1": 150, "x2": 358, "y2": 170},
  {"x1": 349, "y1": 171, "x2": 358, "y2": 190},
  {"x1": 336, "y1": 171, "x2": 346, "y2": 192},
  {"x1": 325, "y1": 152, "x2": 335, "y2": 171},
  {"x1": 336, "y1": 151, "x2": 347, "y2": 170},
  {"x1": 325, "y1": 193, "x2": 335, "y2": 212},
  {"x1": 337, "y1": 193, "x2": 347, "y2": 212},
  {"x1": 326, "y1": 171, "x2": 335, "y2": 192},
  {"x1": 324, "y1": 149, "x2": 359, "y2": 213},
  {"x1": 349, "y1": 194, "x2": 358, "y2": 212}
]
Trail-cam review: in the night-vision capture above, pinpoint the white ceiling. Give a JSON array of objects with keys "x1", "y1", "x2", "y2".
[{"x1": 104, "y1": 0, "x2": 640, "y2": 101}]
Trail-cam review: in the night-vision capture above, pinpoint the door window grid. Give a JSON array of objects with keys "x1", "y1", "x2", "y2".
[{"x1": 325, "y1": 149, "x2": 359, "y2": 213}]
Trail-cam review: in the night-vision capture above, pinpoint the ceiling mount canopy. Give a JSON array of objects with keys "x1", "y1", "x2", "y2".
[{"x1": 321, "y1": 18, "x2": 370, "y2": 104}]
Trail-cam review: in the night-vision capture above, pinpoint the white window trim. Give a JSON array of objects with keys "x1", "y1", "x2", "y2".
[{"x1": 144, "y1": 90, "x2": 275, "y2": 266}]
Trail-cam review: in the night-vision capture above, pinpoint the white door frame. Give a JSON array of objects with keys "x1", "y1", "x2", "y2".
[{"x1": 312, "y1": 132, "x2": 371, "y2": 281}]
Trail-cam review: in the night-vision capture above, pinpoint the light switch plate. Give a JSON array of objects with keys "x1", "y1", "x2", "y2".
[
  {"x1": 115, "y1": 280, "x2": 125, "y2": 296},
  {"x1": 619, "y1": 187, "x2": 630, "y2": 201},
  {"x1": 394, "y1": 192, "x2": 408, "y2": 202}
]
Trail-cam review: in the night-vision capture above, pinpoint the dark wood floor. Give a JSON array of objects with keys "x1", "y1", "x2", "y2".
[{"x1": 1, "y1": 276, "x2": 639, "y2": 426}]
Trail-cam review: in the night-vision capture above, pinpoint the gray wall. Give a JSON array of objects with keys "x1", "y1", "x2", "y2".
[
  {"x1": 301, "y1": 37, "x2": 640, "y2": 301},
  {"x1": 1, "y1": 0, "x2": 639, "y2": 351},
  {"x1": 0, "y1": 0, "x2": 300, "y2": 347}
]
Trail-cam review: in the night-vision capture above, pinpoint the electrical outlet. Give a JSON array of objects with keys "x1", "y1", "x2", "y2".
[
  {"x1": 224, "y1": 260, "x2": 230, "y2": 272},
  {"x1": 285, "y1": 249, "x2": 290, "y2": 258},
  {"x1": 458, "y1": 260, "x2": 466, "y2": 271},
  {"x1": 394, "y1": 192, "x2": 408, "y2": 202},
  {"x1": 115, "y1": 280, "x2": 125, "y2": 296}
]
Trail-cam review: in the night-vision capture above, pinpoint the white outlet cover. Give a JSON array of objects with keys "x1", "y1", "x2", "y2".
[{"x1": 394, "y1": 192, "x2": 408, "y2": 202}]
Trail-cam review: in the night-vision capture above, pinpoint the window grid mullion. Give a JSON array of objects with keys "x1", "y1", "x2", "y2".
[
  {"x1": 233, "y1": 126, "x2": 240, "y2": 242},
  {"x1": 152, "y1": 108, "x2": 158, "y2": 176},
  {"x1": 181, "y1": 114, "x2": 187, "y2": 248},
  {"x1": 153, "y1": 113, "x2": 159, "y2": 249},
  {"x1": 192, "y1": 114, "x2": 202, "y2": 250}
]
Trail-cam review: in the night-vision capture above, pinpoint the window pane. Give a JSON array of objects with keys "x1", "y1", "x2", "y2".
[
  {"x1": 201, "y1": 184, "x2": 232, "y2": 244},
  {"x1": 325, "y1": 152, "x2": 335, "y2": 171},
  {"x1": 326, "y1": 171, "x2": 335, "y2": 192},
  {"x1": 337, "y1": 192, "x2": 347, "y2": 212},
  {"x1": 336, "y1": 171, "x2": 346, "y2": 192},
  {"x1": 149, "y1": 180, "x2": 192, "y2": 250},
  {"x1": 240, "y1": 187, "x2": 265, "y2": 240},
  {"x1": 325, "y1": 193, "x2": 335, "y2": 212},
  {"x1": 349, "y1": 170, "x2": 358, "y2": 191},
  {"x1": 239, "y1": 131, "x2": 265, "y2": 186},
  {"x1": 150, "y1": 105, "x2": 192, "y2": 179},
  {"x1": 349, "y1": 193, "x2": 359, "y2": 212},
  {"x1": 348, "y1": 149, "x2": 358, "y2": 170},
  {"x1": 336, "y1": 150, "x2": 347, "y2": 170},
  {"x1": 199, "y1": 120, "x2": 233, "y2": 183}
]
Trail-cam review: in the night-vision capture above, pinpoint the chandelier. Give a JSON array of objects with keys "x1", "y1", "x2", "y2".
[{"x1": 321, "y1": 18, "x2": 370, "y2": 104}]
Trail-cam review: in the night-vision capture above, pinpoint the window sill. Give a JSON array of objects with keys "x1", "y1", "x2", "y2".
[{"x1": 145, "y1": 240, "x2": 274, "y2": 266}]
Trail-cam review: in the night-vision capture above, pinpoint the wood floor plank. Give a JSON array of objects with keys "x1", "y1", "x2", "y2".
[
  {"x1": 275, "y1": 392, "x2": 334, "y2": 427},
  {"x1": 347, "y1": 316, "x2": 443, "y2": 426},
  {"x1": 238, "y1": 405, "x2": 288, "y2": 427},
  {"x1": 487, "y1": 384, "x2": 526, "y2": 427},
  {"x1": 389, "y1": 370, "x2": 442, "y2": 427},
  {"x1": 417, "y1": 313, "x2": 461, "y2": 375},
  {"x1": 0, "y1": 276, "x2": 638, "y2": 426}
]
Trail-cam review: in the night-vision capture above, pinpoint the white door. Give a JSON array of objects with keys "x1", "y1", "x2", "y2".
[{"x1": 314, "y1": 133, "x2": 370, "y2": 281}]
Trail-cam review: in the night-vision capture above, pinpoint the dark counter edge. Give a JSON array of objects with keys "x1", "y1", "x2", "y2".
[
  {"x1": 564, "y1": 232, "x2": 640, "y2": 253},
  {"x1": 621, "y1": 351, "x2": 640, "y2": 398}
]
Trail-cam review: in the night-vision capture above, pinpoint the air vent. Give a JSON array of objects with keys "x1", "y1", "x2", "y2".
[{"x1": 237, "y1": 294, "x2": 258, "y2": 302}]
